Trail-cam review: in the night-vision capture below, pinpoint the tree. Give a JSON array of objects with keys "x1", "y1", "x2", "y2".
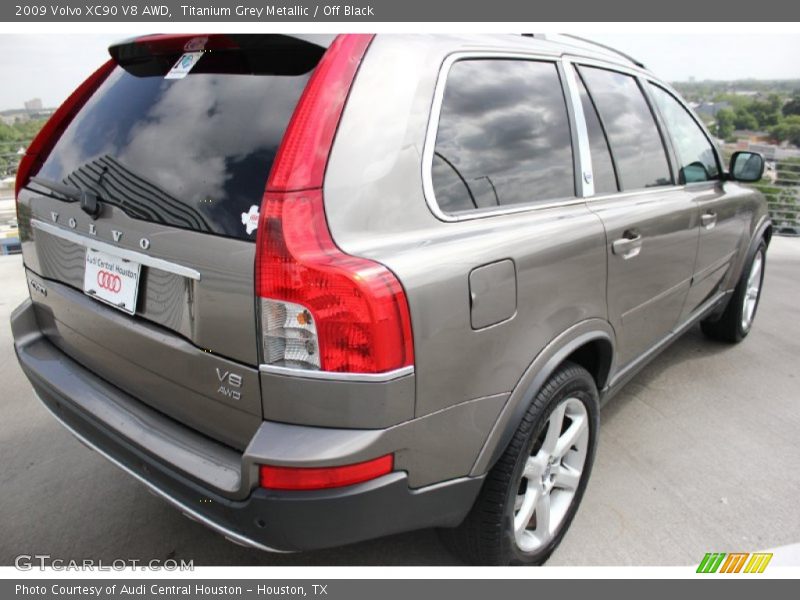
[
  {"x1": 733, "y1": 107, "x2": 759, "y2": 131},
  {"x1": 783, "y1": 91, "x2": 800, "y2": 117},
  {"x1": 748, "y1": 94, "x2": 782, "y2": 128},
  {"x1": 0, "y1": 118, "x2": 46, "y2": 177},
  {"x1": 769, "y1": 115, "x2": 800, "y2": 146},
  {"x1": 715, "y1": 108, "x2": 735, "y2": 139}
]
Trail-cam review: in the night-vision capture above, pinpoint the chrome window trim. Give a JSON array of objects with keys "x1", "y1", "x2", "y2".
[
  {"x1": 561, "y1": 56, "x2": 595, "y2": 198},
  {"x1": 420, "y1": 51, "x2": 713, "y2": 222},
  {"x1": 568, "y1": 56, "x2": 726, "y2": 185},
  {"x1": 421, "y1": 51, "x2": 583, "y2": 223},
  {"x1": 586, "y1": 184, "x2": 685, "y2": 204},
  {"x1": 562, "y1": 55, "x2": 653, "y2": 79},
  {"x1": 31, "y1": 219, "x2": 202, "y2": 281},
  {"x1": 259, "y1": 363, "x2": 414, "y2": 382}
]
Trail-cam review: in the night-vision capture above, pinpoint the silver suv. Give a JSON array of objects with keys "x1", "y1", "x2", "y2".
[{"x1": 11, "y1": 34, "x2": 770, "y2": 565}]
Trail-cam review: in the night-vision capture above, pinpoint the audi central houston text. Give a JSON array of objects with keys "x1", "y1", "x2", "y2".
[
  {"x1": 16, "y1": 585, "x2": 260, "y2": 596},
  {"x1": 11, "y1": 34, "x2": 770, "y2": 565}
]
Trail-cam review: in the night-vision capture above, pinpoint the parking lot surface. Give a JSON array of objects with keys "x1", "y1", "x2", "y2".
[{"x1": 1, "y1": 238, "x2": 798, "y2": 566}]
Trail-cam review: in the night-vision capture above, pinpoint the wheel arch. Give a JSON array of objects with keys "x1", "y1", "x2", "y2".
[
  {"x1": 736, "y1": 213, "x2": 772, "y2": 277},
  {"x1": 709, "y1": 216, "x2": 772, "y2": 324},
  {"x1": 470, "y1": 319, "x2": 615, "y2": 477},
  {"x1": 563, "y1": 337, "x2": 613, "y2": 393},
  {"x1": 762, "y1": 222, "x2": 773, "y2": 247}
]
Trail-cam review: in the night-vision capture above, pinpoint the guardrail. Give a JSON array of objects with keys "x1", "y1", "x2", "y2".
[{"x1": 758, "y1": 159, "x2": 800, "y2": 237}]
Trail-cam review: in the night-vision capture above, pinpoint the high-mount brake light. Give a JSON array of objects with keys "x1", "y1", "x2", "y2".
[
  {"x1": 15, "y1": 60, "x2": 115, "y2": 199},
  {"x1": 255, "y1": 34, "x2": 415, "y2": 375}
]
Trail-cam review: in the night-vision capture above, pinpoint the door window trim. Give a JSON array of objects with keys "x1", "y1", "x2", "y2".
[
  {"x1": 421, "y1": 51, "x2": 585, "y2": 222},
  {"x1": 569, "y1": 59, "x2": 679, "y2": 194},
  {"x1": 564, "y1": 55, "x2": 724, "y2": 194},
  {"x1": 421, "y1": 52, "x2": 706, "y2": 222}
]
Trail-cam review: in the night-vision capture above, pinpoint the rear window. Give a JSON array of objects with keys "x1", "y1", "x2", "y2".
[
  {"x1": 430, "y1": 59, "x2": 575, "y2": 214},
  {"x1": 34, "y1": 36, "x2": 324, "y2": 241}
]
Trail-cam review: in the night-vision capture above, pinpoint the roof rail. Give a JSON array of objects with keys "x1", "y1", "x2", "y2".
[
  {"x1": 558, "y1": 34, "x2": 646, "y2": 69},
  {"x1": 519, "y1": 33, "x2": 646, "y2": 70}
]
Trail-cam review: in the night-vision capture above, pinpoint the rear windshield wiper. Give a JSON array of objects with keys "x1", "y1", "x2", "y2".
[{"x1": 29, "y1": 176, "x2": 103, "y2": 218}]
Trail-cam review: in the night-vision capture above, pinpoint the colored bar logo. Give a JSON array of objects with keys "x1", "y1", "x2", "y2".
[{"x1": 697, "y1": 552, "x2": 773, "y2": 573}]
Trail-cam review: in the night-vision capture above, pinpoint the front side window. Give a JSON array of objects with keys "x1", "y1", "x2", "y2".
[
  {"x1": 431, "y1": 59, "x2": 575, "y2": 214},
  {"x1": 578, "y1": 66, "x2": 672, "y2": 190},
  {"x1": 648, "y1": 84, "x2": 720, "y2": 183}
]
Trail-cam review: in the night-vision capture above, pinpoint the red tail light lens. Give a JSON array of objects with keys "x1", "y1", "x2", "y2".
[
  {"x1": 260, "y1": 454, "x2": 394, "y2": 490},
  {"x1": 256, "y1": 190, "x2": 414, "y2": 373},
  {"x1": 15, "y1": 60, "x2": 115, "y2": 199},
  {"x1": 256, "y1": 34, "x2": 415, "y2": 374},
  {"x1": 267, "y1": 34, "x2": 374, "y2": 192}
]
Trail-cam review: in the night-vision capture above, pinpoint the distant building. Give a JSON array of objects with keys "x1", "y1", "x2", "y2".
[
  {"x1": 24, "y1": 98, "x2": 43, "y2": 111},
  {"x1": 1, "y1": 109, "x2": 30, "y2": 124},
  {"x1": 0, "y1": 105, "x2": 54, "y2": 124}
]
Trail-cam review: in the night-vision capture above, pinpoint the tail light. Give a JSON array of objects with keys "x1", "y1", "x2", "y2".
[
  {"x1": 260, "y1": 454, "x2": 394, "y2": 490},
  {"x1": 255, "y1": 34, "x2": 415, "y2": 375},
  {"x1": 15, "y1": 60, "x2": 115, "y2": 199}
]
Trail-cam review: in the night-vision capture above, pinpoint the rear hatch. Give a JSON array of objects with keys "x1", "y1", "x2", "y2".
[{"x1": 16, "y1": 34, "x2": 331, "y2": 450}]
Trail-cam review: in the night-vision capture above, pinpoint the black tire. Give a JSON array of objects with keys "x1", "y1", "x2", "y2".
[
  {"x1": 440, "y1": 362, "x2": 599, "y2": 565},
  {"x1": 701, "y1": 240, "x2": 766, "y2": 344}
]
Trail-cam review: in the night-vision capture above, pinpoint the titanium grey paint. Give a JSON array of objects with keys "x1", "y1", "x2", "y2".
[
  {"x1": 326, "y1": 32, "x2": 767, "y2": 413},
  {"x1": 11, "y1": 33, "x2": 770, "y2": 552}
]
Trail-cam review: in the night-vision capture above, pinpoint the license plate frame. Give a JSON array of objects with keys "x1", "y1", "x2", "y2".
[{"x1": 83, "y1": 248, "x2": 142, "y2": 315}]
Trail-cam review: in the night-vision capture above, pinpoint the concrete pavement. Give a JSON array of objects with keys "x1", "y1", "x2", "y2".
[{"x1": 1, "y1": 238, "x2": 798, "y2": 566}]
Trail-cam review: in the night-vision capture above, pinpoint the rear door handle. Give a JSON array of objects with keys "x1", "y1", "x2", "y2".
[
  {"x1": 701, "y1": 212, "x2": 717, "y2": 229},
  {"x1": 612, "y1": 230, "x2": 643, "y2": 260}
]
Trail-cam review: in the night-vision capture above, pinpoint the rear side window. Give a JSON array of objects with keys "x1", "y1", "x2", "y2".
[
  {"x1": 574, "y1": 68, "x2": 618, "y2": 194},
  {"x1": 34, "y1": 36, "x2": 324, "y2": 241},
  {"x1": 648, "y1": 84, "x2": 720, "y2": 184},
  {"x1": 578, "y1": 66, "x2": 672, "y2": 190},
  {"x1": 431, "y1": 59, "x2": 575, "y2": 214}
]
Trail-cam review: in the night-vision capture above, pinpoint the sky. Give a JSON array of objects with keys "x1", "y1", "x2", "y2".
[{"x1": 0, "y1": 33, "x2": 798, "y2": 110}]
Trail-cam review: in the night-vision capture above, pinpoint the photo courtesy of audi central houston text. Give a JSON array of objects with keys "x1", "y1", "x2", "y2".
[{"x1": 8, "y1": 33, "x2": 776, "y2": 566}]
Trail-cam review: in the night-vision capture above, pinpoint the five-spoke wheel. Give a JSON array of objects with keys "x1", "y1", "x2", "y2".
[
  {"x1": 513, "y1": 397, "x2": 589, "y2": 553},
  {"x1": 440, "y1": 362, "x2": 599, "y2": 565}
]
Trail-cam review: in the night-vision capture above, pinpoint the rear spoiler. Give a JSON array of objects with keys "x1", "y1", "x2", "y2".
[{"x1": 108, "y1": 34, "x2": 334, "y2": 75}]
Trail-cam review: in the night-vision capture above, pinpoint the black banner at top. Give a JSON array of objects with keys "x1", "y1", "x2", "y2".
[{"x1": 3, "y1": 0, "x2": 800, "y2": 22}]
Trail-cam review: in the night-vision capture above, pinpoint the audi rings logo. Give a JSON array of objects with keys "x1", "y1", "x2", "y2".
[{"x1": 97, "y1": 270, "x2": 122, "y2": 293}]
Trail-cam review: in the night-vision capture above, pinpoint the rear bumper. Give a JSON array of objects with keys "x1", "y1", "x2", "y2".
[{"x1": 11, "y1": 298, "x2": 483, "y2": 552}]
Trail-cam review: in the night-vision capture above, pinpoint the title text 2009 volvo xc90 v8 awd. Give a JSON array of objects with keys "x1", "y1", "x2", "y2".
[{"x1": 11, "y1": 34, "x2": 770, "y2": 565}]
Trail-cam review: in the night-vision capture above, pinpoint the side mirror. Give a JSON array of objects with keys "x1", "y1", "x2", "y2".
[{"x1": 729, "y1": 151, "x2": 765, "y2": 183}]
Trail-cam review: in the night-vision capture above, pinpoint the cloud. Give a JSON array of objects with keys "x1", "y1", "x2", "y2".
[{"x1": 432, "y1": 59, "x2": 575, "y2": 212}]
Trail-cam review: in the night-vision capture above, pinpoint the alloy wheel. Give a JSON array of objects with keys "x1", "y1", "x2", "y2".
[
  {"x1": 741, "y1": 251, "x2": 763, "y2": 332},
  {"x1": 513, "y1": 397, "x2": 590, "y2": 553}
]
